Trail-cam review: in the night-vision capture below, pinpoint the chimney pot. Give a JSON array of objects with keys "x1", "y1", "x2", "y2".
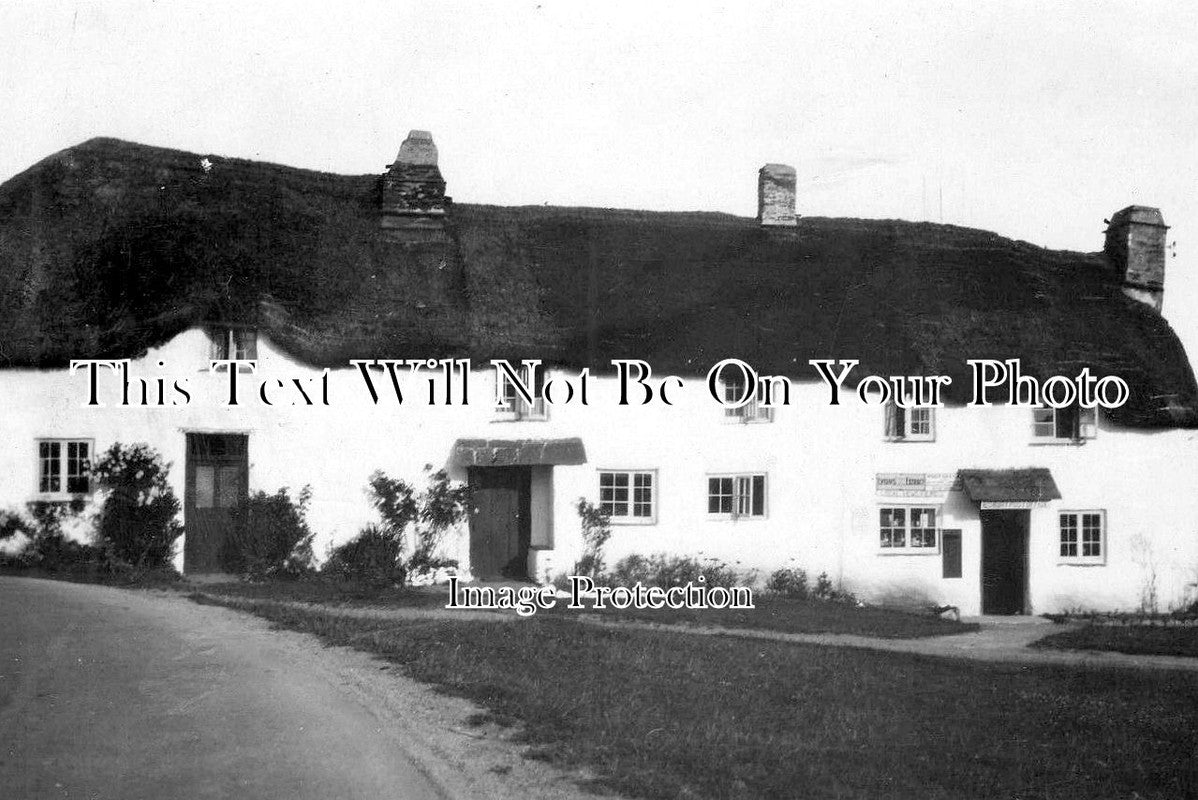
[
  {"x1": 1104, "y1": 205, "x2": 1168, "y2": 312},
  {"x1": 380, "y1": 129, "x2": 450, "y2": 240},
  {"x1": 758, "y1": 164, "x2": 797, "y2": 227},
  {"x1": 395, "y1": 130, "x2": 439, "y2": 167}
]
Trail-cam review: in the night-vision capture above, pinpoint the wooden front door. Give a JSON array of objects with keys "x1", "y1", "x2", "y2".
[
  {"x1": 980, "y1": 510, "x2": 1029, "y2": 615},
  {"x1": 184, "y1": 433, "x2": 248, "y2": 573},
  {"x1": 467, "y1": 467, "x2": 531, "y2": 580}
]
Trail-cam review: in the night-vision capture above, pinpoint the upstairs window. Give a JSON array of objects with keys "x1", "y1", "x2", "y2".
[
  {"x1": 707, "y1": 474, "x2": 767, "y2": 519},
  {"x1": 879, "y1": 506, "x2": 939, "y2": 551},
  {"x1": 721, "y1": 371, "x2": 773, "y2": 423},
  {"x1": 1059, "y1": 511, "x2": 1105, "y2": 564},
  {"x1": 37, "y1": 439, "x2": 93, "y2": 497},
  {"x1": 209, "y1": 328, "x2": 258, "y2": 368},
  {"x1": 599, "y1": 470, "x2": 657, "y2": 524},
  {"x1": 495, "y1": 363, "x2": 547, "y2": 421},
  {"x1": 884, "y1": 403, "x2": 935, "y2": 442},
  {"x1": 1032, "y1": 405, "x2": 1096, "y2": 442}
]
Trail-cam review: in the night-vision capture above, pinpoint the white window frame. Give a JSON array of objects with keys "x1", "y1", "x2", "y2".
[
  {"x1": 720, "y1": 375, "x2": 774, "y2": 424},
  {"x1": 493, "y1": 364, "x2": 548, "y2": 422},
  {"x1": 36, "y1": 438, "x2": 95, "y2": 500},
  {"x1": 878, "y1": 504, "x2": 942, "y2": 553},
  {"x1": 598, "y1": 469, "x2": 658, "y2": 525},
  {"x1": 706, "y1": 473, "x2": 768, "y2": 520},
  {"x1": 1031, "y1": 405, "x2": 1097, "y2": 444},
  {"x1": 1058, "y1": 510, "x2": 1106, "y2": 565},
  {"x1": 883, "y1": 403, "x2": 935, "y2": 442},
  {"x1": 208, "y1": 327, "x2": 258, "y2": 371}
]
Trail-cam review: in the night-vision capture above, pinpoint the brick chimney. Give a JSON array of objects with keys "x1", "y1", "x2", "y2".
[
  {"x1": 757, "y1": 164, "x2": 796, "y2": 227},
  {"x1": 1104, "y1": 205, "x2": 1168, "y2": 311},
  {"x1": 381, "y1": 130, "x2": 451, "y2": 238}
]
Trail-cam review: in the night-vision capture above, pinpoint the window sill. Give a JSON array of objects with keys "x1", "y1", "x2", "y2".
[
  {"x1": 877, "y1": 548, "x2": 941, "y2": 556},
  {"x1": 1029, "y1": 439, "x2": 1088, "y2": 447},
  {"x1": 608, "y1": 518, "x2": 658, "y2": 526},
  {"x1": 706, "y1": 515, "x2": 768, "y2": 522},
  {"x1": 883, "y1": 437, "x2": 935, "y2": 443},
  {"x1": 1057, "y1": 560, "x2": 1106, "y2": 567},
  {"x1": 204, "y1": 365, "x2": 257, "y2": 374},
  {"x1": 33, "y1": 493, "x2": 93, "y2": 503},
  {"x1": 721, "y1": 418, "x2": 774, "y2": 425}
]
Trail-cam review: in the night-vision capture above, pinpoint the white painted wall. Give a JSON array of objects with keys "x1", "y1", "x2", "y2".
[{"x1": 2, "y1": 326, "x2": 1196, "y2": 615}]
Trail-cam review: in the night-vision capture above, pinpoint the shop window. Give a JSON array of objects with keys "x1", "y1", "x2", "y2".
[{"x1": 879, "y1": 506, "x2": 939, "y2": 551}]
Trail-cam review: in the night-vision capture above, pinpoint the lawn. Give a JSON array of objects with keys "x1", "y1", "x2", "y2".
[
  {"x1": 543, "y1": 594, "x2": 977, "y2": 638},
  {"x1": 193, "y1": 578, "x2": 976, "y2": 639},
  {"x1": 1033, "y1": 624, "x2": 1198, "y2": 658},
  {"x1": 199, "y1": 595, "x2": 1198, "y2": 800},
  {"x1": 188, "y1": 578, "x2": 450, "y2": 608}
]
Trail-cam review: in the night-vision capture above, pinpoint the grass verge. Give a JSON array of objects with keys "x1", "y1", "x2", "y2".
[
  {"x1": 194, "y1": 578, "x2": 976, "y2": 638},
  {"x1": 198, "y1": 594, "x2": 1198, "y2": 800},
  {"x1": 1033, "y1": 624, "x2": 1198, "y2": 658},
  {"x1": 186, "y1": 578, "x2": 448, "y2": 608},
  {"x1": 543, "y1": 594, "x2": 977, "y2": 638}
]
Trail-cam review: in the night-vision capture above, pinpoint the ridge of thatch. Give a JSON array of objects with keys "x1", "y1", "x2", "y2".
[{"x1": 0, "y1": 137, "x2": 1195, "y2": 428}]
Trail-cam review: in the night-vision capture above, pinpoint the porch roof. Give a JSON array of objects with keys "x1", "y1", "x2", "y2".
[
  {"x1": 957, "y1": 468, "x2": 1061, "y2": 503},
  {"x1": 452, "y1": 437, "x2": 587, "y2": 467}
]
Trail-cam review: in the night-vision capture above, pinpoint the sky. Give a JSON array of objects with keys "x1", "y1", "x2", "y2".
[{"x1": 1, "y1": 0, "x2": 1196, "y2": 366}]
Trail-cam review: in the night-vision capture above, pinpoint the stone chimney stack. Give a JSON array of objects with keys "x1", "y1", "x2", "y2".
[
  {"x1": 1104, "y1": 205, "x2": 1168, "y2": 312},
  {"x1": 757, "y1": 164, "x2": 797, "y2": 227},
  {"x1": 381, "y1": 130, "x2": 451, "y2": 238}
]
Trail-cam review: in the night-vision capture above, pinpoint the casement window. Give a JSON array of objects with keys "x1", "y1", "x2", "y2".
[
  {"x1": 494, "y1": 364, "x2": 547, "y2": 421},
  {"x1": 1032, "y1": 405, "x2": 1096, "y2": 442},
  {"x1": 208, "y1": 328, "x2": 258, "y2": 369},
  {"x1": 721, "y1": 372, "x2": 773, "y2": 423},
  {"x1": 37, "y1": 439, "x2": 93, "y2": 497},
  {"x1": 1059, "y1": 511, "x2": 1105, "y2": 564},
  {"x1": 598, "y1": 470, "x2": 657, "y2": 524},
  {"x1": 884, "y1": 403, "x2": 935, "y2": 441},
  {"x1": 879, "y1": 506, "x2": 939, "y2": 550},
  {"x1": 707, "y1": 474, "x2": 767, "y2": 519}
]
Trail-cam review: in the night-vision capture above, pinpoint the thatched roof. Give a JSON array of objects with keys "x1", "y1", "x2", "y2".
[{"x1": 0, "y1": 137, "x2": 1195, "y2": 428}]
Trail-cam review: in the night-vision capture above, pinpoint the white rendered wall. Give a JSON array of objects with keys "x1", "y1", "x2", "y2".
[{"x1": 1, "y1": 327, "x2": 1195, "y2": 613}]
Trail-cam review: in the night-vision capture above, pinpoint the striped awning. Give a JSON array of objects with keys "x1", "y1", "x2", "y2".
[{"x1": 451, "y1": 437, "x2": 587, "y2": 467}]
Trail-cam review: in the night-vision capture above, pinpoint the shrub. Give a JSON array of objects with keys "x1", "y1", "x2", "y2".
[
  {"x1": 322, "y1": 524, "x2": 406, "y2": 586},
  {"x1": 608, "y1": 553, "x2": 746, "y2": 589},
  {"x1": 574, "y1": 499, "x2": 612, "y2": 578},
  {"x1": 91, "y1": 443, "x2": 182, "y2": 568},
  {"x1": 410, "y1": 468, "x2": 468, "y2": 579},
  {"x1": 322, "y1": 467, "x2": 468, "y2": 585},
  {"x1": 0, "y1": 509, "x2": 32, "y2": 541},
  {"x1": 13, "y1": 502, "x2": 98, "y2": 570},
  {"x1": 221, "y1": 486, "x2": 315, "y2": 579},
  {"x1": 368, "y1": 471, "x2": 418, "y2": 538},
  {"x1": 766, "y1": 565, "x2": 809, "y2": 599},
  {"x1": 813, "y1": 571, "x2": 857, "y2": 604}
]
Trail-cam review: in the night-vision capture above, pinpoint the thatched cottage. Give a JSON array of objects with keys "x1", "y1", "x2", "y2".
[{"x1": 1, "y1": 132, "x2": 1196, "y2": 615}]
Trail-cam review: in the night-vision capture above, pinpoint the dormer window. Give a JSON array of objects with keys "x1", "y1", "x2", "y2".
[
  {"x1": 884, "y1": 403, "x2": 935, "y2": 442},
  {"x1": 494, "y1": 364, "x2": 547, "y2": 421},
  {"x1": 721, "y1": 372, "x2": 773, "y2": 423},
  {"x1": 208, "y1": 328, "x2": 258, "y2": 364},
  {"x1": 1032, "y1": 405, "x2": 1096, "y2": 443}
]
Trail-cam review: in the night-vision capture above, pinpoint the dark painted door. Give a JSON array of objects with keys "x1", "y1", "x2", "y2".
[
  {"x1": 468, "y1": 467, "x2": 531, "y2": 580},
  {"x1": 184, "y1": 433, "x2": 248, "y2": 573},
  {"x1": 981, "y1": 510, "x2": 1028, "y2": 615},
  {"x1": 942, "y1": 529, "x2": 962, "y2": 579}
]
